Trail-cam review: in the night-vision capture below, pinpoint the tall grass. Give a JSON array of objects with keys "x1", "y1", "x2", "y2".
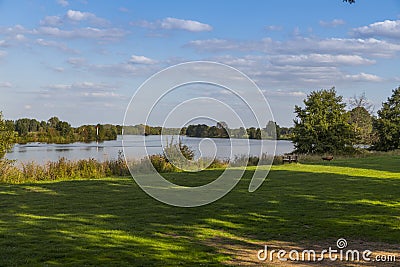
[
  {"x1": 0, "y1": 153, "x2": 129, "y2": 184},
  {"x1": 3, "y1": 149, "x2": 398, "y2": 184}
]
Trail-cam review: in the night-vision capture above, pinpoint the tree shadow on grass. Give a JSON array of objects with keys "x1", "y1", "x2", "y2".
[{"x1": 0, "y1": 167, "x2": 399, "y2": 266}]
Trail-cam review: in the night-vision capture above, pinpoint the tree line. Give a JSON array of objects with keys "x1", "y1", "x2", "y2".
[
  {"x1": 184, "y1": 121, "x2": 292, "y2": 140},
  {"x1": 3, "y1": 116, "x2": 121, "y2": 144},
  {"x1": 292, "y1": 87, "x2": 400, "y2": 154}
]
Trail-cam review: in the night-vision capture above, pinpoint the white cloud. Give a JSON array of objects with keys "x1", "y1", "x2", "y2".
[
  {"x1": 81, "y1": 92, "x2": 121, "y2": 98},
  {"x1": 161, "y1": 17, "x2": 212, "y2": 32},
  {"x1": 133, "y1": 17, "x2": 212, "y2": 32},
  {"x1": 344, "y1": 72, "x2": 383, "y2": 82},
  {"x1": 186, "y1": 37, "x2": 400, "y2": 58},
  {"x1": 38, "y1": 26, "x2": 127, "y2": 40},
  {"x1": 0, "y1": 24, "x2": 30, "y2": 35},
  {"x1": 35, "y1": 38, "x2": 78, "y2": 53},
  {"x1": 186, "y1": 38, "x2": 244, "y2": 52},
  {"x1": 0, "y1": 82, "x2": 12, "y2": 88},
  {"x1": 57, "y1": 0, "x2": 69, "y2": 7},
  {"x1": 319, "y1": 19, "x2": 345, "y2": 27},
  {"x1": 46, "y1": 84, "x2": 72, "y2": 90},
  {"x1": 0, "y1": 40, "x2": 7, "y2": 47},
  {"x1": 263, "y1": 90, "x2": 306, "y2": 97},
  {"x1": 268, "y1": 54, "x2": 375, "y2": 66},
  {"x1": 40, "y1": 10, "x2": 109, "y2": 27},
  {"x1": 46, "y1": 82, "x2": 114, "y2": 90},
  {"x1": 66, "y1": 10, "x2": 92, "y2": 21},
  {"x1": 352, "y1": 19, "x2": 400, "y2": 39},
  {"x1": 40, "y1": 16, "x2": 63, "y2": 26},
  {"x1": 14, "y1": 34, "x2": 26, "y2": 41},
  {"x1": 129, "y1": 55, "x2": 157, "y2": 64},
  {"x1": 43, "y1": 82, "x2": 123, "y2": 100},
  {"x1": 0, "y1": 50, "x2": 7, "y2": 58}
]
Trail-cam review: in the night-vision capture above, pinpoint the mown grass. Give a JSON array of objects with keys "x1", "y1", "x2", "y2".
[{"x1": 0, "y1": 155, "x2": 399, "y2": 266}]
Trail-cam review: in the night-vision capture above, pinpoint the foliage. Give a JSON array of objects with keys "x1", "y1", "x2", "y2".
[
  {"x1": 8, "y1": 117, "x2": 120, "y2": 144},
  {"x1": 0, "y1": 112, "x2": 16, "y2": 159},
  {"x1": 373, "y1": 87, "x2": 400, "y2": 151},
  {"x1": 349, "y1": 107, "x2": 375, "y2": 145},
  {"x1": 292, "y1": 88, "x2": 355, "y2": 154},
  {"x1": 347, "y1": 93, "x2": 375, "y2": 145},
  {"x1": 0, "y1": 154, "x2": 130, "y2": 183}
]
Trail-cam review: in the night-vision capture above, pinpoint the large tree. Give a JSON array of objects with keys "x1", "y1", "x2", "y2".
[
  {"x1": 373, "y1": 87, "x2": 400, "y2": 151},
  {"x1": 0, "y1": 112, "x2": 16, "y2": 159},
  {"x1": 292, "y1": 88, "x2": 355, "y2": 154},
  {"x1": 349, "y1": 107, "x2": 374, "y2": 145},
  {"x1": 348, "y1": 93, "x2": 375, "y2": 145}
]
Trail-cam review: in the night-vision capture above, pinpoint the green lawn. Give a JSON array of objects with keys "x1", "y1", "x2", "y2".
[{"x1": 0, "y1": 155, "x2": 399, "y2": 266}]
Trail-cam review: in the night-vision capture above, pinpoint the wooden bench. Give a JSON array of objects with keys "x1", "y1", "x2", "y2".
[{"x1": 283, "y1": 154, "x2": 298, "y2": 164}]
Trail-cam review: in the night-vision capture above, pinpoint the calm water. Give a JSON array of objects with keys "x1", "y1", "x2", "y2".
[{"x1": 6, "y1": 135, "x2": 294, "y2": 164}]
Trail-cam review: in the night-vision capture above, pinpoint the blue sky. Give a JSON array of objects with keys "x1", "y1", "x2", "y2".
[{"x1": 1, "y1": 0, "x2": 400, "y2": 127}]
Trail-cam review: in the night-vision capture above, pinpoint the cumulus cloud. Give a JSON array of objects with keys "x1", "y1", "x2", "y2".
[
  {"x1": 40, "y1": 10, "x2": 109, "y2": 27},
  {"x1": 0, "y1": 50, "x2": 7, "y2": 58},
  {"x1": 352, "y1": 19, "x2": 400, "y2": 39},
  {"x1": 319, "y1": 19, "x2": 345, "y2": 27},
  {"x1": 133, "y1": 17, "x2": 212, "y2": 32},
  {"x1": 161, "y1": 17, "x2": 212, "y2": 32},
  {"x1": 129, "y1": 55, "x2": 157, "y2": 64}
]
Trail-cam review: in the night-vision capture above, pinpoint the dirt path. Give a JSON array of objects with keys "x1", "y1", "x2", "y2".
[{"x1": 205, "y1": 237, "x2": 399, "y2": 266}]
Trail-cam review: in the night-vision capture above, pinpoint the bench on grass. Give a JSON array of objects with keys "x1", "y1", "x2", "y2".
[{"x1": 283, "y1": 154, "x2": 298, "y2": 164}]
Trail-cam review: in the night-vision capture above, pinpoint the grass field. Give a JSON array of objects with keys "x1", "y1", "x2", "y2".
[{"x1": 0, "y1": 155, "x2": 399, "y2": 266}]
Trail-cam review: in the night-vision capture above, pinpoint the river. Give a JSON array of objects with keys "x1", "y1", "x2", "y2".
[{"x1": 6, "y1": 135, "x2": 295, "y2": 164}]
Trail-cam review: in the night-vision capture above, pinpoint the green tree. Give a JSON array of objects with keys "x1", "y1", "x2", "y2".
[
  {"x1": 292, "y1": 88, "x2": 355, "y2": 154},
  {"x1": 48, "y1": 117, "x2": 60, "y2": 128},
  {"x1": 373, "y1": 87, "x2": 400, "y2": 151},
  {"x1": 0, "y1": 112, "x2": 16, "y2": 159},
  {"x1": 348, "y1": 93, "x2": 375, "y2": 145},
  {"x1": 265, "y1": 121, "x2": 280, "y2": 139},
  {"x1": 349, "y1": 107, "x2": 374, "y2": 145}
]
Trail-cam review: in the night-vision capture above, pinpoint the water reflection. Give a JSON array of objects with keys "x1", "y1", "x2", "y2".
[{"x1": 6, "y1": 135, "x2": 294, "y2": 164}]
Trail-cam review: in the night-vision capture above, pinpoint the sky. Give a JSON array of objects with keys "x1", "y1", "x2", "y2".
[{"x1": 1, "y1": 0, "x2": 400, "y2": 127}]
